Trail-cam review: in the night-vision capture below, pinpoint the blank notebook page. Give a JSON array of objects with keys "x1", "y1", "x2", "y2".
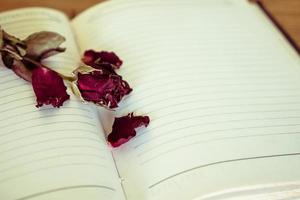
[{"x1": 72, "y1": 0, "x2": 300, "y2": 199}]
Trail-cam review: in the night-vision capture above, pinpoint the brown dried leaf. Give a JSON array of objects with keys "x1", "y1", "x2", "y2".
[{"x1": 24, "y1": 31, "x2": 66, "y2": 60}]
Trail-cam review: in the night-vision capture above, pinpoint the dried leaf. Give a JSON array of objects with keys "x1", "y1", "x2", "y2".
[{"x1": 24, "y1": 31, "x2": 66, "y2": 60}]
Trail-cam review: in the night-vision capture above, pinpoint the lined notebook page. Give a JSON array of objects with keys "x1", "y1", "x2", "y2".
[
  {"x1": 73, "y1": 0, "x2": 300, "y2": 199},
  {"x1": 0, "y1": 9, "x2": 124, "y2": 200}
]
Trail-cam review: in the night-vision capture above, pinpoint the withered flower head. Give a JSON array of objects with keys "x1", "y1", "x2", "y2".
[{"x1": 73, "y1": 66, "x2": 132, "y2": 109}]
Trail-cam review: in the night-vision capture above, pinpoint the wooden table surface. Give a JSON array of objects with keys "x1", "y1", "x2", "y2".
[{"x1": 0, "y1": 0, "x2": 299, "y2": 52}]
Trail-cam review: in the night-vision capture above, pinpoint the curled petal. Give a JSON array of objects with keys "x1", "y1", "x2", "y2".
[
  {"x1": 82, "y1": 50, "x2": 123, "y2": 69},
  {"x1": 108, "y1": 113, "x2": 150, "y2": 147},
  {"x1": 32, "y1": 66, "x2": 69, "y2": 108}
]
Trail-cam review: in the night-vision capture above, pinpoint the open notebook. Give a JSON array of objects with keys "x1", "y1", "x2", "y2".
[{"x1": 0, "y1": 0, "x2": 300, "y2": 199}]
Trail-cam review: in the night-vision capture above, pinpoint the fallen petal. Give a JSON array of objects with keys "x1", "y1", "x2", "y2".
[
  {"x1": 82, "y1": 50, "x2": 123, "y2": 69},
  {"x1": 32, "y1": 66, "x2": 69, "y2": 108},
  {"x1": 108, "y1": 113, "x2": 150, "y2": 147}
]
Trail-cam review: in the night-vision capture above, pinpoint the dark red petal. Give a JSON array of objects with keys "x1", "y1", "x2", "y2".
[
  {"x1": 108, "y1": 113, "x2": 150, "y2": 147},
  {"x1": 82, "y1": 50, "x2": 123, "y2": 68},
  {"x1": 32, "y1": 66, "x2": 69, "y2": 108}
]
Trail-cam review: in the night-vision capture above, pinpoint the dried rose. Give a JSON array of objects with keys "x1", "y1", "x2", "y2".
[
  {"x1": 82, "y1": 50, "x2": 123, "y2": 69},
  {"x1": 32, "y1": 65, "x2": 69, "y2": 108},
  {"x1": 108, "y1": 113, "x2": 150, "y2": 147},
  {"x1": 73, "y1": 66, "x2": 132, "y2": 109}
]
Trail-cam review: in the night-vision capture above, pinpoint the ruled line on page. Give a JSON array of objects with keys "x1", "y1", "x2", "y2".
[
  {"x1": 133, "y1": 109, "x2": 300, "y2": 140},
  {"x1": 0, "y1": 107, "x2": 92, "y2": 122},
  {"x1": 0, "y1": 129, "x2": 99, "y2": 146},
  {"x1": 0, "y1": 77, "x2": 23, "y2": 85},
  {"x1": 109, "y1": 51, "x2": 283, "y2": 72},
  {"x1": 0, "y1": 96, "x2": 34, "y2": 109},
  {"x1": 0, "y1": 91, "x2": 32, "y2": 103},
  {"x1": 145, "y1": 105, "x2": 300, "y2": 124},
  {"x1": 137, "y1": 104, "x2": 300, "y2": 135},
  {"x1": 16, "y1": 185, "x2": 116, "y2": 200},
  {"x1": 125, "y1": 71, "x2": 292, "y2": 90},
  {"x1": 143, "y1": 100, "x2": 300, "y2": 124},
  {"x1": 0, "y1": 83, "x2": 29, "y2": 94},
  {"x1": 121, "y1": 88, "x2": 300, "y2": 112},
  {"x1": 129, "y1": 78, "x2": 295, "y2": 94},
  {"x1": 134, "y1": 117, "x2": 300, "y2": 150},
  {"x1": 148, "y1": 153, "x2": 300, "y2": 189},
  {"x1": 125, "y1": 80, "x2": 299, "y2": 103},
  {"x1": 0, "y1": 114, "x2": 92, "y2": 130},
  {"x1": 136, "y1": 123, "x2": 300, "y2": 161},
  {"x1": 0, "y1": 137, "x2": 103, "y2": 155},
  {"x1": 0, "y1": 104, "x2": 90, "y2": 116},
  {"x1": 0, "y1": 153, "x2": 107, "y2": 174},
  {"x1": 0, "y1": 120, "x2": 96, "y2": 138},
  {"x1": 0, "y1": 163, "x2": 107, "y2": 183},
  {"x1": 133, "y1": 107, "x2": 300, "y2": 139},
  {"x1": 113, "y1": 54, "x2": 280, "y2": 71},
  {"x1": 0, "y1": 145, "x2": 105, "y2": 165},
  {"x1": 143, "y1": 95, "x2": 300, "y2": 117},
  {"x1": 0, "y1": 17, "x2": 62, "y2": 26},
  {"x1": 120, "y1": 86, "x2": 300, "y2": 113},
  {"x1": 139, "y1": 132, "x2": 300, "y2": 165}
]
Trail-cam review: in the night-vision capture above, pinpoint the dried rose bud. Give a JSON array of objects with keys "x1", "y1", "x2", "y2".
[
  {"x1": 82, "y1": 50, "x2": 123, "y2": 69},
  {"x1": 108, "y1": 113, "x2": 150, "y2": 147},
  {"x1": 32, "y1": 66, "x2": 69, "y2": 108},
  {"x1": 74, "y1": 66, "x2": 132, "y2": 109}
]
